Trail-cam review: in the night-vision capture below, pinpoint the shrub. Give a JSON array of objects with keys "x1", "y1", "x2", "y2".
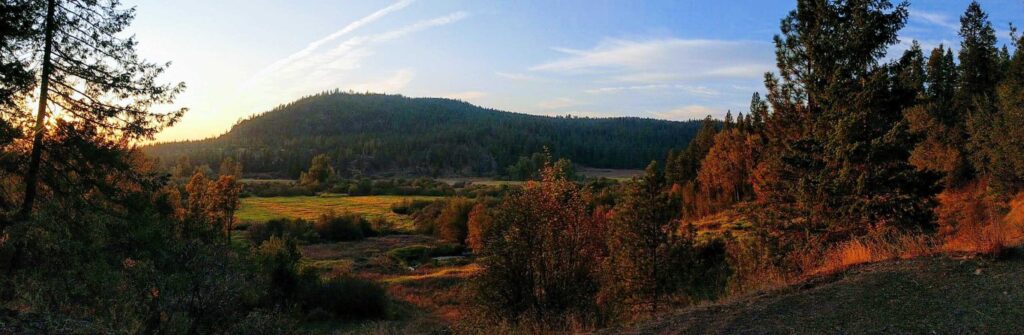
[
  {"x1": 299, "y1": 276, "x2": 388, "y2": 320},
  {"x1": 313, "y1": 211, "x2": 372, "y2": 241},
  {"x1": 387, "y1": 244, "x2": 464, "y2": 266},
  {"x1": 390, "y1": 199, "x2": 433, "y2": 215},
  {"x1": 436, "y1": 197, "x2": 475, "y2": 244},
  {"x1": 248, "y1": 218, "x2": 317, "y2": 245}
]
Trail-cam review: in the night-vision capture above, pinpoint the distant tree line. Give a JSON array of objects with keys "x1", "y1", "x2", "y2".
[{"x1": 144, "y1": 92, "x2": 705, "y2": 178}]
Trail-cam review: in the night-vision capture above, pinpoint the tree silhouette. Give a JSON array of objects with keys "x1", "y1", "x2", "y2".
[{"x1": 16, "y1": 0, "x2": 185, "y2": 215}]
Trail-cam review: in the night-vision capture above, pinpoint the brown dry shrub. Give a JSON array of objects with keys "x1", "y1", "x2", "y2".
[
  {"x1": 936, "y1": 183, "x2": 1024, "y2": 256},
  {"x1": 813, "y1": 232, "x2": 937, "y2": 275}
]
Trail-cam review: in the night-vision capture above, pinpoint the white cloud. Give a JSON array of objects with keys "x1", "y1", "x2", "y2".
[
  {"x1": 652, "y1": 105, "x2": 721, "y2": 121},
  {"x1": 529, "y1": 38, "x2": 772, "y2": 82},
  {"x1": 443, "y1": 90, "x2": 488, "y2": 101}
]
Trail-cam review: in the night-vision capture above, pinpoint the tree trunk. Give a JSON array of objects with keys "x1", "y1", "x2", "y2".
[{"x1": 19, "y1": 0, "x2": 57, "y2": 217}]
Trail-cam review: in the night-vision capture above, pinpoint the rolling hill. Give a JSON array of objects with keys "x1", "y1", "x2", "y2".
[{"x1": 144, "y1": 92, "x2": 706, "y2": 178}]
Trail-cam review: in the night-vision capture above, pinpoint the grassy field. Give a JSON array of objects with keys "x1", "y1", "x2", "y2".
[{"x1": 236, "y1": 195, "x2": 441, "y2": 230}]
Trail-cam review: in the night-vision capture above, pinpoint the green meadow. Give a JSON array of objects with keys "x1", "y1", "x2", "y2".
[{"x1": 237, "y1": 195, "x2": 442, "y2": 230}]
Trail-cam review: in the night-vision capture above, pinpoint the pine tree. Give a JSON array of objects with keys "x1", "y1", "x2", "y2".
[
  {"x1": 663, "y1": 149, "x2": 684, "y2": 185},
  {"x1": 603, "y1": 161, "x2": 677, "y2": 316},
  {"x1": 957, "y1": 1, "x2": 1001, "y2": 175},
  {"x1": 906, "y1": 44, "x2": 971, "y2": 186},
  {"x1": 16, "y1": 0, "x2": 186, "y2": 215},
  {"x1": 991, "y1": 28, "x2": 1024, "y2": 194},
  {"x1": 756, "y1": 0, "x2": 937, "y2": 238}
]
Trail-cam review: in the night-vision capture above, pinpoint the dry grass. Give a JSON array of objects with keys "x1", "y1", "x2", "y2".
[
  {"x1": 236, "y1": 195, "x2": 441, "y2": 231},
  {"x1": 811, "y1": 233, "x2": 938, "y2": 275},
  {"x1": 935, "y1": 187, "x2": 1024, "y2": 256},
  {"x1": 804, "y1": 188, "x2": 1024, "y2": 276}
]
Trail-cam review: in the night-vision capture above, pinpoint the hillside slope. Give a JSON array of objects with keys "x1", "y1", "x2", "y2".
[
  {"x1": 606, "y1": 255, "x2": 1024, "y2": 334},
  {"x1": 145, "y1": 92, "x2": 704, "y2": 178}
]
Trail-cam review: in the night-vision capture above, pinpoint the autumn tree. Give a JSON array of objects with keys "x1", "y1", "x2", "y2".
[
  {"x1": 696, "y1": 129, "x2": 757, "y2": 215},
  {"x1": 172, "y1": 155, "x2": 193, "y2": 179},
  {"x1": 208, "y1": 175, "x2": 241, "y2": 238},
  {"x1": 475, "y1": 163, "x2": 606, "y2": 326},
  {"x1": 218, "y1": 156, "x2": 243, "y2": 179},
  {"x1": 465, "y1": 203, "x2": 493, "y2": 252},
  {"x1": 14, "y1": 0, "x2": 186, "y2": 216},
  {"x1": 435, "y1": 197, "x2": 474, "y2": 244}
]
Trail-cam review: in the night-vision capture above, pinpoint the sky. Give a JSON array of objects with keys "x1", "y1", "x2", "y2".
[{"x1": 123, "y1": 0, "x2": 1024, "y2": 142}]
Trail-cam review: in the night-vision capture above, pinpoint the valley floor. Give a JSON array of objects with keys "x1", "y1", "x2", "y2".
[{"x1": 604, "y1": 254, "x2": 1024, "y2": 334}]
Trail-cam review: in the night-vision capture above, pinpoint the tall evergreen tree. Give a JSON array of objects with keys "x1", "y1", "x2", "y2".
[
  {"x1": 14, "y1": 0, "x2": 186, "y2": 215},
  {"x1": 957, "y1": 1, "x2": 1001, "y2": 175},
  {"x1": 756, "y1": 0, "x2": 937, "y2": 238},
  {"x1": 991, "y1": 28, "x2": 1024, "y2": 194},
  {"x1": 906, "y1": 44, "x2": 971, "y2": 186},
  {"x1": 603, "y1": 161, "x2": 677, "y2": 315}
]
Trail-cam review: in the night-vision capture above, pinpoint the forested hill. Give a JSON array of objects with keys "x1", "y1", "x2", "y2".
[{"x1": 144, "y1": 92, "x2": 705, "y2": 178}]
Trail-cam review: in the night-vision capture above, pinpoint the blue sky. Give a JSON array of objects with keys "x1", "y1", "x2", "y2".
[{"x1": 125, "y1": 0, "x2": 1023, "y2": 142}]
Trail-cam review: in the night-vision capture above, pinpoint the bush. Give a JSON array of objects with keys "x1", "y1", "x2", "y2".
[
  {"x1": 248, "y1": 218, "x2": 317, "y2": 245},
  {"x1": 436, "y1": 197, "x2": 475, "y2": 244},
  {"x1": 387, "y1": 244, "x2": 464, "y2": 266},
  {"x1": 314, "y1": 211, "x2": 375, "y2": 241},
  {"x1": 390, "y1": 199, "x2": 433, "y2": 215},
  {"x1": 299, "y1": 276, "x2": 388, "y2": 320}
]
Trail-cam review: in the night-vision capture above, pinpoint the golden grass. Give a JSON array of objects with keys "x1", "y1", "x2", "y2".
[
  {"x1": 383, "y1": 264, "x2": 480, "y2": 284},
  {"x1": 812, "y1": 233, "x2": 938, "y2": 275},
  {"x1": 236, "y1": 195, "x2": 441, "y2": 231}
]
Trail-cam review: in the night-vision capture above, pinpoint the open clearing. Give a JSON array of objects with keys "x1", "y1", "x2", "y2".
[
  {"x1": 605, "y1": 254, "x2": 1024, "y2": 334},
  {"x1": 236, "y1": 195, "x2": 441, "y2": 230},
  {"x1": 298, "y1": 235, "x2": 477, "y2": 334}
]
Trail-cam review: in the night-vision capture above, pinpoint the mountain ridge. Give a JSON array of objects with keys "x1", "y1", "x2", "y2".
[{"x1": 144, "y1": 92, "x2": 708, "y2": 178}]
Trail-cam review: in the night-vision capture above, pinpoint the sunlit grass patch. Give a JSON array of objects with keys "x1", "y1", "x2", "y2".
[{"x1": 237, "y1": 195, "x2": 442, "y2": 231}]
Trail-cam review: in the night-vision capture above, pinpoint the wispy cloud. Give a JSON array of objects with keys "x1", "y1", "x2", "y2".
[
  {"x1": 257, "y1": 0, "x2": 417, "y2": 78},
  {"x1": 237, "y1": 9, "x2": 468, "y2": 112},
  {"x1": 530, "y1": 38, "x2": 772, "y2": 82},
  {"x1": 910, "y1": 9, "x2": 959, "y2": 31},
  {"x1": 282, "y1": 11, "x2": 468, "y2": 84}
]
